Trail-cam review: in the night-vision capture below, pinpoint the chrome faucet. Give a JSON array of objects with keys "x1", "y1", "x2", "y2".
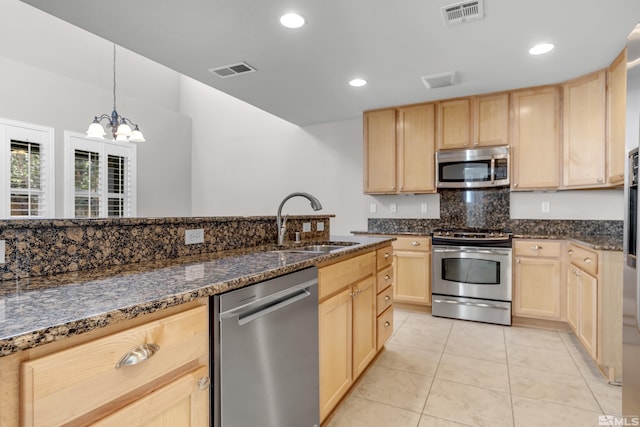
[{"x1": 276, "y1": 192, "x2": 323, "y2": 246}]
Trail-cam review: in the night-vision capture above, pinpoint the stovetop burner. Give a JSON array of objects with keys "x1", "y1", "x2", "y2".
[{"x1": 432, "y1": 228, "x2": 513, "y2": 247}]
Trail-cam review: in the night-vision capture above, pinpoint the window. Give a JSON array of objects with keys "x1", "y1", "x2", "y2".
[
  {"x1": 0, "y1": 119, "x2": 55, "y2": 218},
  {"x1": 64, "y1": 132, "x2": 136, "y2": 218}
]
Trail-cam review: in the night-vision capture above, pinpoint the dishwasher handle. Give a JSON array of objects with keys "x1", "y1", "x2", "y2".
[{"x1": 219, "y1": 279, "x2": 316, "y2": 326}]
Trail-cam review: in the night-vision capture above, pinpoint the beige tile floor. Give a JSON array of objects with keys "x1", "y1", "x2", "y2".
[{"x1": 327, "y1": 309, "x2": 622, "y2": 427}]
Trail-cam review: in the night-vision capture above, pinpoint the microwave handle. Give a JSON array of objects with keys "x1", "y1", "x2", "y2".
[{"x1": 490, "y1": 157, "x2": 495, "y2": 185}]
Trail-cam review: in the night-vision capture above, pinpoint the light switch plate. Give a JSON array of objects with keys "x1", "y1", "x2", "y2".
[
  {"x1": 542, "y1": 201, "x2": 550, "y2": 213},
  {"x1": 0, "y1": 240, "x2": 5, "y2": 264},
  {"x1": 185, "y1": 229, "x2": 204, "y2": 245},
  {"x1": 420, "y1": 203, "x2": 428, "y2": 213},
  {"x1": 370, "y1": 203, "x2": 377, "y2": 213}
]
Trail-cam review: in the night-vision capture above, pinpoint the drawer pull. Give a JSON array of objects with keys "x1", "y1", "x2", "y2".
[
  {"x1": 198, "y1": 376, "x2": 211, "y2": 390},
  {"x1": 384, "y1": 274, "x2": 391, "y2": 281},
  {"x1": 516, "y1": 259, "x2": 520, "y2": 263},
  {"x1": 411, "y1": 241, "x2": 421, "y2": 246},
  {"x1": 115, "y1": 343, "x2": 160, "y2": 369},
  {"x1": 531, "y1": 244, "x2": 542, "y2": 250},
  {"x1": 384, "y1": 252, "x2": 390, "y2": 259},
  {"x1": 384, "y1": 295, "x2": 391, "y2": 301},
  {"x1": 568, "y1": 249, "x2": 574, "y2": 254},
  {"x1": 584, "y1": 258, "x2": 592, "y2": 264},
  {"x1": 384, "y1": 321, "x2": 391, "y2": 328}
]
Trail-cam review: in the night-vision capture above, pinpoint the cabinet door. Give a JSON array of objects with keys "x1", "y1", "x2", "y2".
[
  {"x1": 474, "y1": 93, "x2": 509, "y2": 147},
  {"x1": 397, "y1": 104, "x2": 436, "y2": 193},
  {"x1": 510, "y1": 87, "x2": 561, "y2": 190},
  {"x1": 579, "y1": 271, "x2": 598, "y2": 359},
  {"x1": 393, "y1": 250, "x2": 431, "y2": 305},
  {"x1": 567, "y1": 268, "x2": 579, "y2": 332},
  {"x1": 437, "y1": 98, "x2": 472, "y2": 150},
  {"x1": 352, "y1": 277, "x2": 377, "y2": 378},
  {"x1": 364, "y1": 109, "x2": 397, "y2": 193},
  {"x1": 607, "y1": 48, "x2": 627, "y2": 185},
  {"x1": 514, "y1": 257, "x2": 561, "y2": 319},
  {"x1": 562, "y1": 71, "x2": 606, "y2": 187},
  {"x1": 319, "y1": 288, "x2": 352, "y2": 422},
  {"x1": 93, "y1": 366, "x2": 209, "y2": 427}
]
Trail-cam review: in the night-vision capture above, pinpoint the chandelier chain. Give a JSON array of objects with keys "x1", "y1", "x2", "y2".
[{"x1": 113, "y1": 44, "x2": 117, "y2": 111}]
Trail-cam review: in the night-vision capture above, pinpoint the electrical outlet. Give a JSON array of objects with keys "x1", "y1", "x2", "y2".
[
  {"x1": 302, "y1": 222, "x2": 312, "y2": 232},
  {"x1": 390, "y1": 203, "x2": 397, "y2": 214},
  {"x1": 541, "y1": 201, "x2": 550, "y2": 213},
  {"x1": 316, "y1": 222, "x2": 325, "y2": 231},
  {"x1": 0, "y1": 240, "x2": 5, "y2": 264},
  {"x1": 420, "y1": 203, "x2": 428, "y2": 213},
  {"x1": 185, "y1": 229, "x2": 204, "y2": 245},
  {"x1": 370, "y1": 203, "x2": 377, "y2": 213}
]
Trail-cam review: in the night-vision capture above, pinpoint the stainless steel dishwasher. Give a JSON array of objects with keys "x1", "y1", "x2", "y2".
[{"x1": 211, "y1": 267, "x2": 319, "y2": 427}]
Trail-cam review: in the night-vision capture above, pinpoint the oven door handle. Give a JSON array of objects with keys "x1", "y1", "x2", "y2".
[
  {"x1": 433, "y1": 248, "x2": 511, "y2": 256},
  {"x1": 433, "y1": 298, "x2": 510, "y2": 311}
]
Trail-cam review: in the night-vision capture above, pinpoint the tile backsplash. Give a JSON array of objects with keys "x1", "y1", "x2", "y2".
[{"x1": 439, "y1": 188, "x2": 510, "y2": 229}]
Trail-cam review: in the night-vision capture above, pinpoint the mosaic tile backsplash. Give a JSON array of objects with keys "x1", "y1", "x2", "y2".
[{"x1": 0, "y1": 216, "x2": 332, "y2": 281}]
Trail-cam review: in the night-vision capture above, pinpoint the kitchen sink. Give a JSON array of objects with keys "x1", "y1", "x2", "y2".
[{"x1": 275, "y1": 243, "x2": 356, "y2": 254}]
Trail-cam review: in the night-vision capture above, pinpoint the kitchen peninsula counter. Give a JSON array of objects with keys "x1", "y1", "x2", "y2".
[{"x1": 0, "y1": 235, "x2": 393, "y2": 357}]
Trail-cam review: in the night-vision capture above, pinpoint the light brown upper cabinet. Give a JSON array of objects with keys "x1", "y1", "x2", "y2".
[
  {"x1": 562, "y1": 70, "x2": 607, "y2": 188},
  {"x1": 607, "y1": 48, "x2": 627, "y2": 185},
  {"x1": 364, "y1": 104, "x2": 436, "y2": 194},
  {"x1": 510, "y1": 87, "x2": 561, "y2": 190},
  {"x1": 364, "y1": 108, "x2": 396, "y2": 193},
  {"x1": 436, "y1": 93, "x2": 509, "y2": 150}
]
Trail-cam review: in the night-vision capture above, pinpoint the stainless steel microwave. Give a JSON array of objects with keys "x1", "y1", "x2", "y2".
[{"x1": 436, "y1": 146, "x2": 509, "y2": 189}]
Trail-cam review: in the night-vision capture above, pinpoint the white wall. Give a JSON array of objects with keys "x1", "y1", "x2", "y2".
[
  {"x1": 180, "y1": 76, "x2": 367, "y2": 235},
  {"x1": 0, "y1": 0, "x2": 192, "y2": 217}
]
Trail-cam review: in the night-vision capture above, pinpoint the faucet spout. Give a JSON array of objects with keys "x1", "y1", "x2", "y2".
[{"x1": 276, "y1": 192, "x2": 323, "y2": 246}]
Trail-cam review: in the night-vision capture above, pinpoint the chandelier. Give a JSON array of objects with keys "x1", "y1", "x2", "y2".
[{"x1": 86, "y1": 44, "x2": 145, "y2": 142}]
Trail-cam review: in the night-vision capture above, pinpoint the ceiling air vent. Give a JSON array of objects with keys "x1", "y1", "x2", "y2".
[
  {"x1": 422, "y1": 71, "x2": 457, "y2": 89},
  {"x1": 441, "y1": 0, "x2": 484, "y2": 26},
  {"x1": 208, "y1": 62, "x2": 257, "y2": 78}
]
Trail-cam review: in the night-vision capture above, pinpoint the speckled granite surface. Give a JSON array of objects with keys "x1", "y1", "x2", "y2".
[
  {"x1": 0, "y1": 216, "x2": 333, "y2": 281},
  {"x1": 359, "y1": 218, "x2": 623, "y2": 251},
  {"x1": 0, "y1": 235, "x2": 393, "y2": 357}
]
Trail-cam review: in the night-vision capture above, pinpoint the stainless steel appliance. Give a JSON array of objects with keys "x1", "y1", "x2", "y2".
[
  {"x1": 211, "y1": 267, "x2": 319, "y2": 427},
  {"x1": 624, "y1": 24, "x2": 640, "y2": 416},
  {"x1": 431, "y1": 229, "x2": 513, "y2": 325},
  {"x1": 436, "y1": 146, "x2": 509, "y2": 189}
]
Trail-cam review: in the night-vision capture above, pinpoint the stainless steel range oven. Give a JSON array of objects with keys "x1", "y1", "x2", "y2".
[{"x1": 431, "y1": 229, "x2": 513, "y2": 325}]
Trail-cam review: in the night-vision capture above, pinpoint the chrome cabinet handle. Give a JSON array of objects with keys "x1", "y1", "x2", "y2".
[
  {"x1": 597, "y1": 177, "x2": 604, "y2": 183},
  {"x1": 198, "y1": 376, "x2": 211, "y2": 390},
  {"x1": 384, "y1": 295, "x2": 391, "y2": 301},
  {"x1": 584, "y1": 258, "x2": 592, "y2": 264},
  {"x1": 516, "y1": 259, "x2": 520, "y2": 263},
  {"x1": 384, "y1": 321, "x2": 391, "y2": 327},
  {"x1": 531, "y1": 244, "x2": 542, "y2": 250},
  {"x1": 384, "y1": 274, "x2": 391, "y2": 281},
  {"x1": 568, "y1": 250, "x2": 574, "y2": 254},
  {"x1": 384, "y1": 253, "x2": 390, "y2": 259},
  {"x1": 513, "y1": 182, "x2": 518, "y2": 187},
  {"x1": 411, "y1": 241, "x2": 421, "y2": 246},
  {"x1": 115, "y1": 343, "x2": 160, "y2": 369}
]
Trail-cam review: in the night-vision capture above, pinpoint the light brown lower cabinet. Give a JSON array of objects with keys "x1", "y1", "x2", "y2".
[
  {"x1": 513, "y1": 240, "x2": 563, "y2": 320},
  {"x1": 392, "y1": 236, "x2": 431, "y2": 305},
  {"x1": 318, "y1": 245, "x2": 394, "y2": 422},
  {"x1": 0, "y1": 302, "x2": 210, "y2": 427}
]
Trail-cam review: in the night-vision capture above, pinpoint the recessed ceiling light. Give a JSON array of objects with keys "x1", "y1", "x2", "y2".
[
  {"x1": 280, "y1": 13, "x2": 306, "y2": 29},
  {"x1": 529, "y1": 43, "x2": 555, "y2": 55},
  {"x1": 349, "y1": 78, "x2": 367, "y2": 87}
]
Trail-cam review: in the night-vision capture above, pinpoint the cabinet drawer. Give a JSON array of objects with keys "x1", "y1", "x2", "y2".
[
  {"x1": 21, "y1": 306, "x2": 208, "y2": 427},
  {"x1": 568, "y1": 244, "x2": 598, "y2": 276},
  {"x1": 319, "y1": 251, "x2": 376, "y2": 299},
  {"x1": 514, "y1": 240, "x2": 561, "y2": 257},
  {"x1": 392, "y1": 236, "x2": 430, "y2": 252},
  {"x1": 377, "y1": 285, "x2": 393, "y2": 316},
  {"x1": 377, "y1": 266, "x2": 393, "y2": 294},
  {"x1": 376, "y1": 246, "x2": 394, "y2": 269},
  {"x1": 376, "y1": 306, "x2": 394, "y2": 350}
]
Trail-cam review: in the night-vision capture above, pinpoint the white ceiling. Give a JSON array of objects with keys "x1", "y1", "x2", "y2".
[{"x1": 19, "y1": 0, "x2": 640, "y2": 126}]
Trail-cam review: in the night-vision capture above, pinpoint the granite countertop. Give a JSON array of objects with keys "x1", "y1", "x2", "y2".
[
  {"x1": 0, "y1": 235, "x2": 393, "y2": 357},
  {"x1": 354, "y1": 230, "x2": 623, "y2": 252}
]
